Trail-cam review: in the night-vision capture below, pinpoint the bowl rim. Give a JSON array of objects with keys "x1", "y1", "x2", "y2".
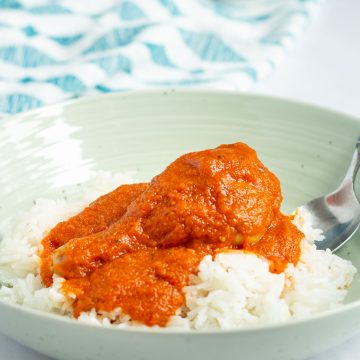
[
  {"x1": 1, "y1": 89, "x2": 360, "y2": 335},
  {"x1": 5, "y1": 88, "x2": 359, "y2": 123}
]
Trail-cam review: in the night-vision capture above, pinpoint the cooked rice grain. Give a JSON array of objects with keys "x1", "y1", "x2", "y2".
[{"x1": 0, "y1": 173, "x2": 356, "y2": 330}]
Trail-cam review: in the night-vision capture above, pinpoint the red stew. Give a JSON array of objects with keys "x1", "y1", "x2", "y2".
[{"x1": 40, "y1": 143, "x2": 303, "y2": 326}]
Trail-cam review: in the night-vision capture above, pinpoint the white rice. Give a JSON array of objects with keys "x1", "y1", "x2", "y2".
[{"x1": 0, "y1": 172, "x2": 357, "y2": 330}]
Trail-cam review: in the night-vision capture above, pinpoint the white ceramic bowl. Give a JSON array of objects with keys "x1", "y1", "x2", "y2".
[{"x1": 0, "y1": 91, "x2": 360, "y2": 360}]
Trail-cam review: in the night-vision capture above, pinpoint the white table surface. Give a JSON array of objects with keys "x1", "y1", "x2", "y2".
[{"x1": 1, "y1": 0, "x2": 359, "y2": 358}]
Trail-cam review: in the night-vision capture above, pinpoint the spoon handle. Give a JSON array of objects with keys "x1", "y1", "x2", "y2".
[{"x1": 343, "y1": 137, "x2": 360, "y2": 185}]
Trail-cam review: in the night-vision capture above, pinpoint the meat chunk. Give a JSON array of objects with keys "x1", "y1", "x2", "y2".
[
  {"x1": 41, "y1": 183, "x2": 148, "y2": 285},
  {"x1": 63, "y1": 247, "x2": 207, "y2": 327},
  {"x1": 51, "y1": 143, "x2": 282, "y2": 280}
]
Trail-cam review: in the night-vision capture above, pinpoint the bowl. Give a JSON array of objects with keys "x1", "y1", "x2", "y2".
[{"x1": 0, "y1": 90, "x2": 360, "y2": 360}]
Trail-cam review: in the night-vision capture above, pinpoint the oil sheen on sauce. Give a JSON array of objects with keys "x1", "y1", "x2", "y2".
[{"x1": 40, "y1": 143, "x2": 304, "y2": 326}]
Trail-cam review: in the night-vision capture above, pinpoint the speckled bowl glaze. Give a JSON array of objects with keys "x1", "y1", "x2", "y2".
[{"x1": 0, "y1": 91, "x2": 360, "y2": 360}]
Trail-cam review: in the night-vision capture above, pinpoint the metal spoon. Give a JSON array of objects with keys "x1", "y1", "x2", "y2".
[{"x1": 301, "y1": 138, "x2": 360, "y2": 252}]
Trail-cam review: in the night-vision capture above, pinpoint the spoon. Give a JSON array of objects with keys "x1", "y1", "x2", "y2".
[{"x1": 301, "y1": 138, "x2": 360, "y2": 252}]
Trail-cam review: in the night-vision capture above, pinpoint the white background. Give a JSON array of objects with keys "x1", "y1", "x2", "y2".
[{"x1": 1, "y1": 0, "x2": 359, "y2": 358}]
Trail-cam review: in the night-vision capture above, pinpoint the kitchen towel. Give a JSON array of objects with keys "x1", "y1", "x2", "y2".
[{"x1": 0, "y1": 0, "x2": 321, "y2": 115}]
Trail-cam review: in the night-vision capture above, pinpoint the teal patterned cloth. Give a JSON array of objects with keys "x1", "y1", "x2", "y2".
[{"x1": 0, "y1": 0, "x2": 320, "y2": 114}]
